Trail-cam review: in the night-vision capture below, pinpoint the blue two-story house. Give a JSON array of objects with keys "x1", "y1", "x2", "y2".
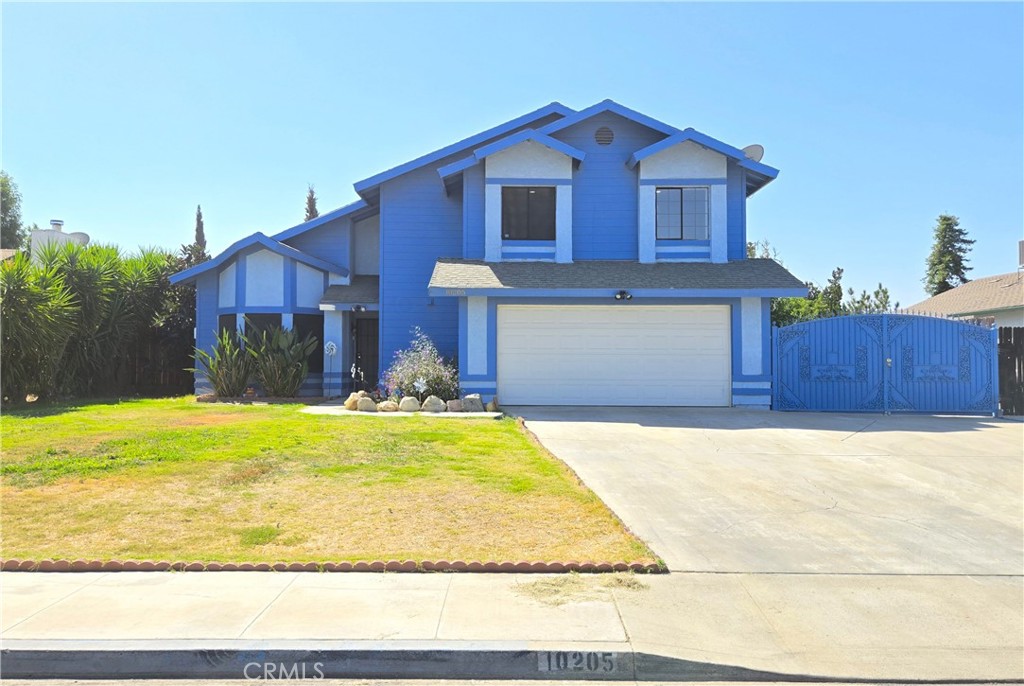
[{"x1": 171, "y1": 99, "x2": 806, "y2": 408}]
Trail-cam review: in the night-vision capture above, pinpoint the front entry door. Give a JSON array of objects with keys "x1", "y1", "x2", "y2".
[{"x1": 354, "y1": 317, "x2": 379, "y2": 392}]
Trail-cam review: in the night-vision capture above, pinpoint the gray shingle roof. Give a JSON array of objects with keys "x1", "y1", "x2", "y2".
[
  {"x1": 321, "y1": 275, "x2": 380, "y2": 305},
  {"x1": 428, "y1": 258, "x2": 806, "y2": 292},
  {"x1": 907, "y1": 272, "x2": 1024, "y2": 316}
]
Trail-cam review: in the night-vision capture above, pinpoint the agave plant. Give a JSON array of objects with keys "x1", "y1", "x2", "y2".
[
  {"x1": 190, "y1": 327, "x2": 253, "y2": 397},
  {"x1": 247, "y1": 325, "x2": 318, "y2": 398}
]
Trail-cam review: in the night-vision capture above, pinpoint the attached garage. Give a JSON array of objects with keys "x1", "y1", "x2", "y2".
[{"x1": 496, "y1": 305, "x2": 731, "y2": 406}]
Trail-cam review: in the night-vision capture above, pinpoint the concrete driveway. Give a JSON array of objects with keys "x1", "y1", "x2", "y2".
[{"x1": 515, "y1": 408, "x2": 1024, "y2": 574}]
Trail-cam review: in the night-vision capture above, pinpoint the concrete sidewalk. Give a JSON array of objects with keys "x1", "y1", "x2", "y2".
[{"x1": 3, "y1": 570, "x2": 1021, "y2": 681}]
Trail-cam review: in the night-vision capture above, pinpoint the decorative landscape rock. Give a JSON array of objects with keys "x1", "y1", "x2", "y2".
[
  {"x1": 446, "y1": 399, "x2": 463, "y2": 413},
  {"x1": 421, "y1": 395, "x2": 447, "y2": 413},
  {"x1": 398, "y1": 396, "x2": 421, "y2": 412},
  {"x1": 377, "y1": 400, "x2": 399, "y2": 412},
  {"x1": 356, "y1": 397, "x2": 377, "y2": 412},
  {"x1": 462, "y1": 394, "x2": 485, "y2": 413},
  {"x1": 486, "y1": 397, "x2": 500, "y2": 412},
  {"x1": 343, "y1": 393, "x2": 361, "y2": 410}
]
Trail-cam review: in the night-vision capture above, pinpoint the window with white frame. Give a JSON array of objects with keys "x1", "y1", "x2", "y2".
[{"x1": 655, "y1": 187, "x2": 709, "y2": 240}]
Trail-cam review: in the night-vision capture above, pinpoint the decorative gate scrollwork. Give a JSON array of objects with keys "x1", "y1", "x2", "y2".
[{"x1": 772, "y1": 314, "x2": 998, "y2": 415}]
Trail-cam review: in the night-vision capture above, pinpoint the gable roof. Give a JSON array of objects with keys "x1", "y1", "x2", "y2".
[
  {"x1": 437, "y1": 130, "x2": 586, "y2": 185},
  {"x1": 272, "y1": 198, "x2": 373, "y2": 242},
  {"x1": 428, "y1": 258, "x2": 807, "y2": 296},
  {"x1": 907, "y1": 272, "x2": 1024, "y2": 317},
  {"x1": 628, "y1": 129, "x2": 780, "y2": 178},
  {"x1": 538, "y1": 99, "x2": 681, "y2": 137},
  {"x1": 169, "y1": 232, "x2": 349, "y2": 285},
  {"x1": 352, "y1": 101, "x2": 574, "y2": 201}
]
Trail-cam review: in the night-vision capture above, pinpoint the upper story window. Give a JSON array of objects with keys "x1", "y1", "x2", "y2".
[
  {"x1": 656, "y1": 187, "x2": 709, "y2": 240},
  {"x1": 502, "y1": 186, "x2": 555, "y2": 241}
]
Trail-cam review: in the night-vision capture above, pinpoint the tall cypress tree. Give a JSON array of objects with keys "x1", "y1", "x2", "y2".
[
  {"x1": 924, "y1": 214, "x2": 974, "y2": 296},
  {"x1": 194, "y1": 205, "x2": 207, "y2": 253},
  {"x1": 304, "y1": 185, "x2": 319, "y2": 221}
]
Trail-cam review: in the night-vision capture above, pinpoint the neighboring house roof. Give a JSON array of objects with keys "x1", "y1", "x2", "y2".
[
  {"x1": 437, "y1": 130, "x2": 586, "y2": 184},
  {"x1": 428, "y1": 258, "x2": 807, "y2": 296},
  {"x1": 907, "y1": 272, "x2": 1024, "y2": 317},
  {"x1": 272, "y1": 199, "x2": 372, "y2": 242},
  {"x1": 627, "y1": 128, "x2": 780, "y2": 194},
  {"x1": 352, "y1": 101, "x2": 575, "y2": 201},
  {"x1": 0, "y1": 249, "x2": 17, "y2": 261},
  {"x1": 170, "y1": 232, "x2": 349, "y2": 285},
  {"x1": 320, "y1": 276, "x2": 380, "y2": 306}
]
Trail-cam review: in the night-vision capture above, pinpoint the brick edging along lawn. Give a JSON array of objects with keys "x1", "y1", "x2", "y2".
[
  {"x1": 0, "y1": 559, "x2": 665, "y2": 573},
  {"x1": 1, "y1": 398, "x2": 656, "y2": 565}
]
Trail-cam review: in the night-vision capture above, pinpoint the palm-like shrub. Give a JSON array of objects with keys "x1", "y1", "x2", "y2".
[
  {"x1": 0, "y1": 253, "x2": 77, "y2": 401},
  {"x1": 36, "y1": 243, "x2": 119, "y2": 394},
  {"x1": 1, "y1": 244, "x2": 185, "y2": 403},
  {"x1": 248, "y1": 325, "x2": 318, "y2": 397},
  {"x1": 191, "y1": 328, "x2": 253, "y2": 397},
  {"x1": 34, "y1": 243, "x2": 168, "y2": 395},
  {"x1": 382, "y1": 328, "x2": 459, "y2": 401}
]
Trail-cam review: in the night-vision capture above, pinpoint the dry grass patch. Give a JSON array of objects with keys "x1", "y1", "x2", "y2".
[
  {"x1": 515, "y1": 572, "x2": 650, "y2": 606},
  {"x1": 1, "y1": 397, "x2": 654, "y2": 564}
]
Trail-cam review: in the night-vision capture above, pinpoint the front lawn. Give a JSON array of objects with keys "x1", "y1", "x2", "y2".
[{"x1": 0, "y1": 398, "x2": 652, "y2": 564}]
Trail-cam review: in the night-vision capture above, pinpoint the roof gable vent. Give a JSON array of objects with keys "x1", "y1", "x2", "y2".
[{"x1": 594, "y1": 126, "x2": 614, "y2": 146}]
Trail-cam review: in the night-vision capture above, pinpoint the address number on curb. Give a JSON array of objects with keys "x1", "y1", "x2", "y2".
[{"x1": 538, "y1": 651, "x2": 617, "y2": 673}]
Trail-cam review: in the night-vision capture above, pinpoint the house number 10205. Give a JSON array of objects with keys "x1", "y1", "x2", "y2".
[{"x1": 538, "y1": 651, "x2": 617, "y2": 673}]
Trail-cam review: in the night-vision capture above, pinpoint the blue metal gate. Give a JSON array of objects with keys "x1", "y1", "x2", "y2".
[{"x1": 772, "y1": 314, "x2": 999, "y2": 415}]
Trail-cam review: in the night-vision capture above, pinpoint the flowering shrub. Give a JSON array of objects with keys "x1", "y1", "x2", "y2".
[{"x1": 382, "y1": 328, "x2": 459, "y2": 401}]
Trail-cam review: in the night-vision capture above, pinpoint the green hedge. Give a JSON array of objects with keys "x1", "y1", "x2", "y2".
[{"x1": 0, "y1": 243, "x2": 187, "y2": 403}]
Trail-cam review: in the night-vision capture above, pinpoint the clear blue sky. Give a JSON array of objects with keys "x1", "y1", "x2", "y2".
[{"x1": 4, "y1": 2, "x2": 1022, "y2": 306}]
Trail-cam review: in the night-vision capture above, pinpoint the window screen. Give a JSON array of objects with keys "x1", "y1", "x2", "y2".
[
  {"x1": 218, "y1": 314, "x2": 237, "y2": 336},
  {"x1": 502, "y1": 187, "x2": 556, "y2": 240},
  {"x1": 244, "y1": 313, "x2": 281, "y2": 340},
  {"x1": 293, "y1": 313, "x2": 324, "y2": 373}
]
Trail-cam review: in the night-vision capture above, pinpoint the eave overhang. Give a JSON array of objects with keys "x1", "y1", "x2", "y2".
[
  {"x1": 437, "y1": 130, "x2": 586, "y2": 192},
  {"x1": 272, "y1": 199, "x2": 377, "y2": 243},
  {"x1": 627, "y1": 129, "x2": 780, "y2": 196},
  {"x1": 169, "y1": 232, "x2": 349, "y2": 285},
  {"x1": 352, "y1": 101, "x2": 575, "y2": 202}
]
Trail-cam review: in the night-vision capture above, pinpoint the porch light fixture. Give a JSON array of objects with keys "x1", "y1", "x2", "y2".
[
  {"x1": 614, "y1": 290, "x2": 633, "y2": 301},
  {"x1": 351, "y1": 304, "x2": 367, "y2": 313}
]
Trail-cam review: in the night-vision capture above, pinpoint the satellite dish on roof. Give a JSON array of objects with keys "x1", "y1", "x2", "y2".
[{"x1": 742, "y1": 144, "x2": 764, "y2": 162}]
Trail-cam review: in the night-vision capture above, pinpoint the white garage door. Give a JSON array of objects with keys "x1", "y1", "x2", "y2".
[{"x1": 496, "y1": 305, "x2": 731, "y2": 406}]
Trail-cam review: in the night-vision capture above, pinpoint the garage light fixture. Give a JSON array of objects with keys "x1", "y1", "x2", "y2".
[
  {"x1": 351, "y1": 304, "x2": 367, "y2": 313},
  {"x1": 614, "y1": 290, "x2": 632, "y2": 301}
]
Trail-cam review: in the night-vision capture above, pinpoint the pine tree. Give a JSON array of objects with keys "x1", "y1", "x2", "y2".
[
  {"x1": 304, "y1": 185, "x2": 319, "y2": 221},
  {"x1": 924, "y1": 214, "x2": 974, "y2": 296},
  {"x1": 194, "y1": 205, "x2": 207, "y2": 253}
]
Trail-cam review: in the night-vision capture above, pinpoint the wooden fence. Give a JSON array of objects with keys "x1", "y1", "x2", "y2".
[{"x1": 998, "y1": 327, "x2": 1024, "y2": 416}]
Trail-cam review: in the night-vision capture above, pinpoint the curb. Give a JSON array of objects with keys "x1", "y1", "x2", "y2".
[
  {"x1": 0, "y1": 559, "x2": 665, "y2": 573},
  {"x1": 2, "y1": 642, "x2": 630, "y2": 680},
  {"x1": 0, "y1": 640, "x2": 910, "y2": 682}
]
